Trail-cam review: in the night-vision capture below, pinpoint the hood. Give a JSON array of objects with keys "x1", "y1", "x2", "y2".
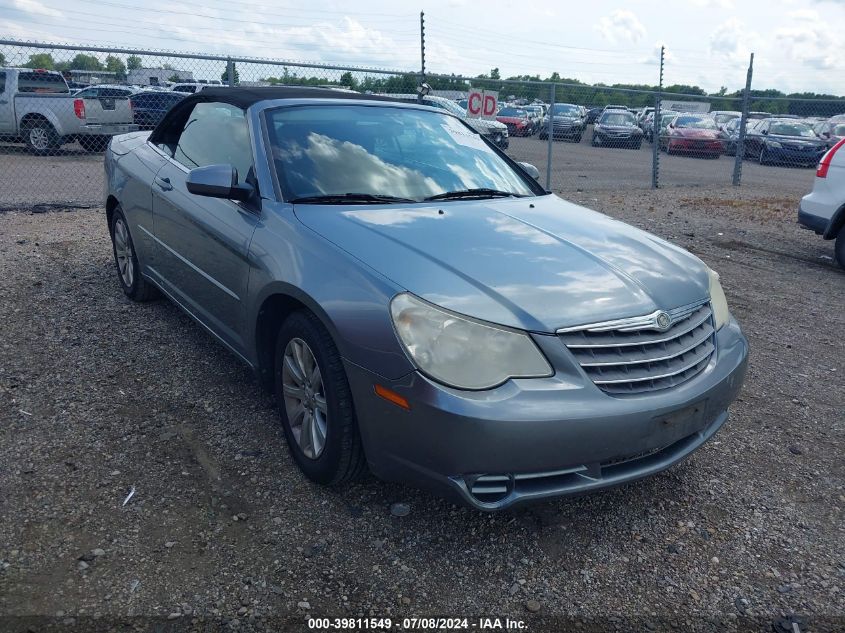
[
  {"x1": 294, "y1": 195, "x2": 709, "y2": 333},
  {"x1": 767, "y1": 134, "x2": 824, "y2": 145},
  {"x1": 673, "y1": 128, "x2": 720, "y2": 139},
  {"x1": 469, "y1": 118, "x2": 506, "y2": 132}
]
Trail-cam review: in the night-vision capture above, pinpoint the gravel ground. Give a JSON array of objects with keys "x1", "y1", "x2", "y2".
[{"x1": 0, "y1": 184, "x2": 843, "y2": 633}]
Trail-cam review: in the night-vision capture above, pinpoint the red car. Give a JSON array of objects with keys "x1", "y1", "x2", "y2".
[
  {"x1": 664, "y1": 114, "x2": 724, "y2": 158},
  {"x1": 496, "y1": 107, "x2": 533, "y2": 137}
]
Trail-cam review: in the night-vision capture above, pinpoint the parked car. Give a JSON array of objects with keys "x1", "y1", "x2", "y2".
[
  {"x1": 747, "y1": 111, "x2": 770, "y2": 120},
  {"x1": 602, "y1": 104, "x2": 628, "y2": 113},
  {"x1": 798, "y1": 138, "x2": 845, "y2": 266},
  {"x1": 645, "y1": 110, "x2": 677, "y2": 143},
  {"x1": 0, "y1": 67, "x2": 138, "y2": 154},
  {"x1": 744, "y1": 118, "x2": 827, "y2": 167},
  {"x1": 585, "y1": 107, "x2": 604, "y2": 125},
  {"x1": 721, "y1": 117, "x2": 752, "y2": 156},
  {"x1": 637, "y1": 106, "x2": 655, "y2": 128},
  {"x1": 523, "y1": 104, "x2": 544, "y2": 132},
  {"x1": 496, "y1": 106, "x2": 534, "y2": 137},
  {"x1": 663, "y1": 114, "x2": 724, "y2": 158},
  {"x1": 130, "y1": 90, "x2": 186, "y2": 130},
  {"x1": 538, "y1": 103, "x2": 585, "y2": 142},
  {"x1": 72, "y1": 84, "x2": 138, "y2": 99},
  {"x1": 711, "y1": 110, "x2": 741, "y2": 132},
  {"x1": 104, "y1": 86, "x2": 747, "y2": 510},
  {"x1": 814, "y1": 119, "x2": 845, "y2": 149},
  {"x1": 385, "y1": 93, "x2": 509, "y2": 149},
  {"x1": 591, "y1": 110, "x2": 643, "y2": 149},
  {"x1": 171, "y1": 83, "x2": 221, "y2": 94}
]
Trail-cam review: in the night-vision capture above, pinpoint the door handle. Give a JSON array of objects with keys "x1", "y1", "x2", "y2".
[{"x1": 155, "y1": 176, "x2": 173, "y2": 191}]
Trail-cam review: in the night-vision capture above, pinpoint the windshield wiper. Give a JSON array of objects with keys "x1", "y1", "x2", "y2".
[
  {"x1": 423, "y1": 188, "x2": 524, "y2": 201},
  {"x1": 289, "y1": 193, "x2": 415, "y2": 205}
]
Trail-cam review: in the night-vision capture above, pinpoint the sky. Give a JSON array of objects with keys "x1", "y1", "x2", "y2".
[{"x1": 1, "y1": 0, "x2": 843, "y2": 95}]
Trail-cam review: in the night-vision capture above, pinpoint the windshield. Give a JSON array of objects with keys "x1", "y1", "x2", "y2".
[
  {"x1": 551, "y1": 104, "x2": 579, "y2": 116},
  {"x1": 675, "y1": 116, "x2": 718, "y2": 130},
  {"x1": 599, "y1": 112, "x2": 636, "y2": 126},
  {"x1": 267, "y1": 105, "x2": 536, "y2": 202},
  {"x1": 769, "y1": 122, "x2": 816, "y2": 137},
  {"x1": 498, "y1": 107, "x2": 527, "y2": 118}
]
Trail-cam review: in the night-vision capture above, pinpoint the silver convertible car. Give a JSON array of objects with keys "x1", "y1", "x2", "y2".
[{"x1": 104, "y1": 87, "x2": 748, "y2": 510}]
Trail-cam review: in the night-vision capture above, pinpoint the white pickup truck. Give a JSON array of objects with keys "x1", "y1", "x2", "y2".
[{"x1": 0, "y1": 67, "x2": 138, "y2": 154}]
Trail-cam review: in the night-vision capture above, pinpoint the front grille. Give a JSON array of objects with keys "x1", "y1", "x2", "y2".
[{"x1": 558, "y1": 301, "x2": 715, "y2": 395}]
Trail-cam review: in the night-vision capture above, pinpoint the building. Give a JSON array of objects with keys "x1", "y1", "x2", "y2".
[{"x1": 126, "y1": 67, "x2": 194, "y2": 87}]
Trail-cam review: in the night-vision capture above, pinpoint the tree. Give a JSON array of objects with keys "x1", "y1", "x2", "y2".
[
  {"x1": 221, "y1": 63, "x2": 239, "y2": 85},
  {"x1": 490, "y1": 67, "x2": 501, "y2": 80},
  {"x1": 168, "y1": 74, "x2": 181, "y2": 83},
  {"x1": 339, "y1": 71, "x2": 358, "y2": 90},
  {"x1": 126, "y1": 55, "x2": 142, "y2": 71},
  {"x1": 69, "y1": 53, "x2": 103, "y2": 71},
  {"x1": 23, "y1": 53, "x2": 55, "y2": 70},
  {"x1": 105, "y1": 55, "x2": 126, "y2": 79}
]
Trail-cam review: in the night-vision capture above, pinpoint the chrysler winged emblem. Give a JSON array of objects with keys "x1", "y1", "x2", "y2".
[{"x1": 655, "y1": 311, "x2": 672, "y2": 331}]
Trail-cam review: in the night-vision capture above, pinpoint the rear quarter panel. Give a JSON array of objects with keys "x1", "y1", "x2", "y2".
[{"x1": 106, "y1": 135, "x2": 167, "y2": 267}]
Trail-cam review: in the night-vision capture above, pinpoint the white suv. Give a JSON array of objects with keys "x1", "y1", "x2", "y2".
[{"x1": 799, "y1": 138, "x2": 845, "y2": 267}]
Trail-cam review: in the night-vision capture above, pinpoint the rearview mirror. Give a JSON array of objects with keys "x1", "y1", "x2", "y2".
[
  {"x1": 518, "y1": 162, "x2": 541, "y2": 181},
  {"x1": 186, "y1": 164, "x2": 253, "y2": 202}
]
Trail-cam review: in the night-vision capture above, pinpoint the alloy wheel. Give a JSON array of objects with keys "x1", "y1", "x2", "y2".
[
  {"x1": 29, "y1": 127, "x2": 50, "y2": 151},
  {"x1": 113, "y1": 218, "x2": 135, "y2": 288},
  {"x1": 282, "y1": 337, "x2": 328, "y2": 459}
]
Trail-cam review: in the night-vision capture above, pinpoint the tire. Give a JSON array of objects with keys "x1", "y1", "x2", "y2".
[
  {"x1": 573, "y1": 133, "x2": 582, "y2": 143},
  {"x1": 109, "y1": 207, "x2": 158, "y2": 302},
  {"x1": 758, "y1": 147, "x2": 768, "y2": 165},
  {"x1": 274, "y1": 310, "x2": 367, "y2": 485},
  {"x1": 23, "y1": 120, "x2": 61, "y2": 155},
  {"x1": 835, "y1": 231, "x2": 845, "y2": 269},
  {"x1": 80, "y1": 136, "x2": 110, "y2": 152},
  {"x1": 591, "y1": 135, "x2": 598, "y2": 147},
  {"x1": 632, "y1": 140, "x2": 642, "y2": 150},
  {"x1": 666, "y1": 143, "x2": 673, "y2": 155}
]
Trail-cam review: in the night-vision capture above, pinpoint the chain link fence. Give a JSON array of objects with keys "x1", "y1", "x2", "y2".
[{"x1": 2, "y1": 39, "x2": 845, "y2": 209}]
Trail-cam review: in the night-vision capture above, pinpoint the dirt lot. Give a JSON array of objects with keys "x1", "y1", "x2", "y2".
[{"x1": 0, "y1": 184, "x2": 843, "y2": 633}]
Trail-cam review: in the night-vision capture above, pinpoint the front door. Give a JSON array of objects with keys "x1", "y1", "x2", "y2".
[{"x1": 149, "y1": 100, "x2": 259, "y2": 355}]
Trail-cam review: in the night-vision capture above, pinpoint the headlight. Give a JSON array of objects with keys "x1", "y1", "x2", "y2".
[
  {"x1": 767, "y1": 140, "x2": 782, "y2": 148},
  {"x1": 707, "y1": 268, "x2": 730, "y2": 330},
  {"x1": 390, "y1": 293, "x2": 553, "y2": 390}
]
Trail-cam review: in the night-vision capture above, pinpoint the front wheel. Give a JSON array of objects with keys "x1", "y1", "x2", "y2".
[
  {"x1": 573, "y1": 133, "x2": 582, "y2": 143},
  {"x1": 758, "y1": 147, "x2": 768, "y2": 165},
  {"x1": 275, "y1": 311, "x2": 367, "y2": 485},
  {"x1": 632, "y1": 140, "x2": 642, "y2": 150}
]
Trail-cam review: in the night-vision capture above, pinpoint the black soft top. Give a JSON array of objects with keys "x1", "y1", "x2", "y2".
[{"x1": 182, "y1": 86, "x2": 405, "y2": 109}]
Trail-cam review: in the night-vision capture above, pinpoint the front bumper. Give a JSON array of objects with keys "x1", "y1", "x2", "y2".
[
  {"x1": 669, "y1": 138, "x2": 723, "y2": 153},
  {"x1": 346, "y1": 319, "x2": 748, "y2": 510},
  {"x1": 766, "y1": 146, "x2": 825, "y2": 166},
  {"x1": 80, "y1": 123, "x2": 139, "y2": 136}
]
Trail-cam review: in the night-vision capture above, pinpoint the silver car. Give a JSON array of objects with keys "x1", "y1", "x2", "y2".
[{"x1": 104, "y1": 87, "x2": 748, "y2": 510}]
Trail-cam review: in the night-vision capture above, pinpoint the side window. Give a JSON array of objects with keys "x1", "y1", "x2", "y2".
[
  {"x1": 0, "y1": 72, "x2": 6, "y2": 95},
  {"x1": 171, "y1": 102, "x2": 253, "y2": 183}
]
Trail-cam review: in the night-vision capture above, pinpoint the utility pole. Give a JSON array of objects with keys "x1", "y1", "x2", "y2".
[
  {"x1": 419, "y1": 11, "x2": 426, "y2": 86},
  {"x1": 733, "y1": 53, "x2": 754, "y2": 186},
  {"x1": 651, "y1": 45, "x2": 664, "y2": 189}
]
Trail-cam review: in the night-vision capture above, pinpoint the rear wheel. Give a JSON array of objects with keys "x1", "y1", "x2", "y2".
[
  {"x1": 24, "y1": 120, "x2": 61, "y2": 155},
  {"x1": 274, "y1": 310, "x2": 367, "y2": 485},
  {"x1": 758, "y1": 146, "x2": 768, "y2": 165},
  {"x1": 835, "y1": 232, "x2": 845, "y2": 269}
]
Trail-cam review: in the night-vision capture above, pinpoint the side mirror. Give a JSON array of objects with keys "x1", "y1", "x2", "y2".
[
  {"x1": 518, "y1": 162, "x2": 540, "y2": 181},
  {"x1": 186, "y1": 164, "x2": 253, "y2": 202},
  {"x1": 762, "y1": 129, "x2": 768, "y2": 135}
]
